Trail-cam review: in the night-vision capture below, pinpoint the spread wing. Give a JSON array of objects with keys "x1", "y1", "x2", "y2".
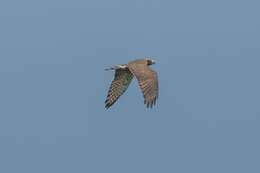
[
  {"x1": 126, "y1": 62, "x2": 158, "y2": 108},
  {"x1": 105, "y1": 68, "x2": 134, "y2": 109}
]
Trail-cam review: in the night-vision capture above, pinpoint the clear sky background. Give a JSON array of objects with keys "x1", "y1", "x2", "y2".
[{"x1": 0, "y1": 0, "x2": 259, "y2": 172}]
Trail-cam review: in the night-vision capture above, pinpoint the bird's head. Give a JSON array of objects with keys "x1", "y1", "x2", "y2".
[{"x1": 146, "y1": 58, "x2": 156, "y2": 65}]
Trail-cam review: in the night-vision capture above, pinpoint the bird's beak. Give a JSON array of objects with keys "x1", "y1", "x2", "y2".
[{"x1": 152, "y1": 60, "x2": 156, "y2": 64}]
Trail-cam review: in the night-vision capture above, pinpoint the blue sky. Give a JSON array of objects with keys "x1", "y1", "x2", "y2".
[{"x1": 0, "y1": 0, "x2": 259, "y2": 172}]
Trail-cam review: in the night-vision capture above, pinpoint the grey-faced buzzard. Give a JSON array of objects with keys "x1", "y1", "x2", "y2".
[{"x1": 105, "y1": 58, "x2": 158, "y2": 109}]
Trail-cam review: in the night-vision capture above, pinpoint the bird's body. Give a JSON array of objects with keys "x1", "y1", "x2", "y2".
[{"x1": 105, "y1": 58, "x2": 158, "y2": 109}]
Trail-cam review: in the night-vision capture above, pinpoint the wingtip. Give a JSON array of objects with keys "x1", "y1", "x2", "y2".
[
  {"x1": 105, "y1": 101, "x2": 110, "y2": 109},
  {"x1": 144, "y1": 98, "x2": 157, "y2": 109},
  {"x1": 105, "y1": 104, "x2": 110, "y2": 109}
]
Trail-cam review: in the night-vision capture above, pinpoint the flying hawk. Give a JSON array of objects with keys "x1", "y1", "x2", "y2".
[{"x1": 105, "y1": 58, "x2": 158, "y2": 109}]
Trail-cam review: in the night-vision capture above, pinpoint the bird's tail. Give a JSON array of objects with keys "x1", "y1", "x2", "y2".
[
  {"x1": 105, "y1": 65, "x2": 127, "y2": 71},
  {"x1": 105, "y1": 66, "x2": 117, "y2": 71}
]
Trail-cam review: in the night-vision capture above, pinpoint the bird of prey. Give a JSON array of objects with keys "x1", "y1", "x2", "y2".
[{"x1": 105, "y1": 58, "x2": 158, "y2": 109}]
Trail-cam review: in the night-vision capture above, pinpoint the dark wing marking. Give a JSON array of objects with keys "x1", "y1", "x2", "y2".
[
  {"x1": 126, "y1": 62, "x2": 158, "y2": 108},
  {"x1": 105, "y1": 68, "x2": 134, "y2": 109}
]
